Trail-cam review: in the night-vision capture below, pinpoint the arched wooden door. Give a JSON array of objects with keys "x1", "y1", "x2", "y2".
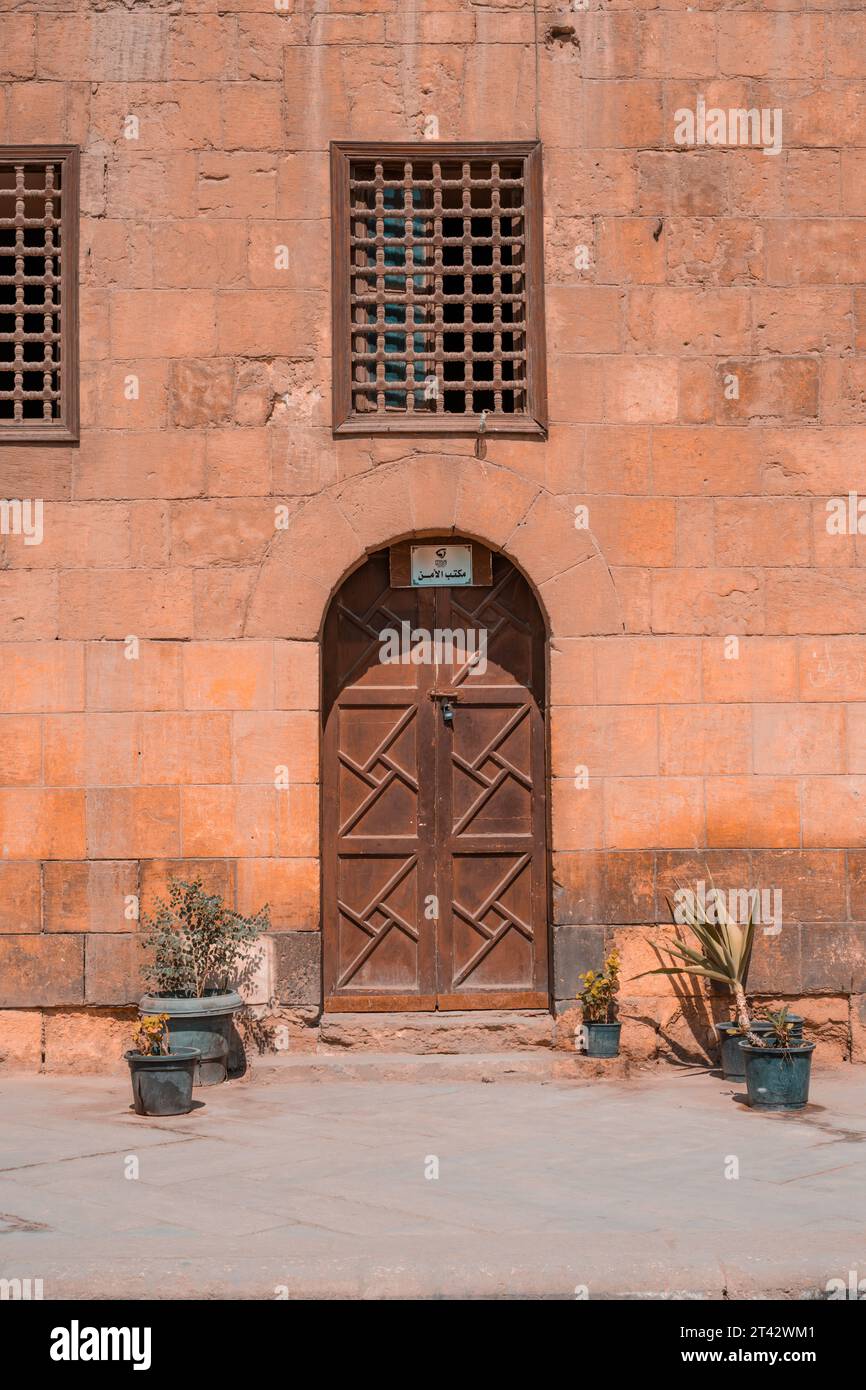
[{"x1": 322, "y1": 544, "x2": 548, "y2": 1011}]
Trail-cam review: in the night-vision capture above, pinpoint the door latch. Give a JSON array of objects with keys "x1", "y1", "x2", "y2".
[{"x1": 430, "y1": 691, "x2": 459, "y2": 726}]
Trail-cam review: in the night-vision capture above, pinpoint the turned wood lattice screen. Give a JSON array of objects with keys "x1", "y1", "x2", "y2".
[
  {"x1": 0, "y1": 146, "x2": 79, "y2": 442},
  {"x1": 331, "y1": 142, "x2": 546, "y2": 436}
]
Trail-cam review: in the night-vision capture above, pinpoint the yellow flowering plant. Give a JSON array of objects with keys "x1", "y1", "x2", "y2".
[
  {"x1": 577, "y1": 950, "x2": 621, "y2": 1024},
  {"x1": 131, "y1": 1013, "x2": 170, "y2": 1057}
]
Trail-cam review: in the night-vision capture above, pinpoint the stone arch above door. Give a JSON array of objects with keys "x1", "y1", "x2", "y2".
[{"x1": 244, "y1": 457, "x2": 623, "y2": 642}]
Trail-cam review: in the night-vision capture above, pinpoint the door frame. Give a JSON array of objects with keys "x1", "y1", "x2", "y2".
[{"x1": 319, "y1": 537, "x2": 553, "y2": 1013}]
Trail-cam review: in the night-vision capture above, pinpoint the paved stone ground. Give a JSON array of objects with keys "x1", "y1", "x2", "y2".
[{"x1": 1, "y1": 1058, "x2": 865, "y2": 1300}]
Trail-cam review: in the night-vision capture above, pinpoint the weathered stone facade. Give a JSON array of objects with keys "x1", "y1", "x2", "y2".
[{"x1": 2, "y1": 1, "x2": 866, "y2": 1071}]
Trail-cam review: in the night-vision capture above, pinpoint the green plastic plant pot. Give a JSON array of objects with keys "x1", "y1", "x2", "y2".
[
  {"x1": 125, "y1": 1048, "x2": 200, "y2": 1116},
  {"x1": 139, "y1": 991, "x2": 243, "y2": 1086},
  {"x1": 715, "y1": 1019, "x2": 773, "y2": 1079},
  {"x1": 739, "y1": 1040, "x2": 815, "y2": 1111},
  {"x1": 584, "y1": 1021, "x2": 621, "y2": 1058}
]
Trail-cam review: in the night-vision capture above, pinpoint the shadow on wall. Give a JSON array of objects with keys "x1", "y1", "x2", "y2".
[
  {"x1": 641, "y1": 968, "x2": 718, "y2": 1067},
  {"x1": 229, "y1": 1007, "x2": 275, "y2": 1077},
  {"x1": 617, "y1": 977, "x2": 719, "y2": 1066}
]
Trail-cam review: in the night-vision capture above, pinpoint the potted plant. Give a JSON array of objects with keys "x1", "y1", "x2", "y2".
[
  {"x1": 739, "y1": 1007, "x2": 815, "y2": 1111},
  {"x1": 124, "y1": 1014, "x2": 200, "y2": 1117},
  {"x1": 139, "y1": 878, "x2": 270, "y2": 1087},
  {"x1": 577, "y1": 950, "x2": 621, "y2": 1056},
  {"x1": 634, "y1": 879, "x2": 787, "y2": 1079}
]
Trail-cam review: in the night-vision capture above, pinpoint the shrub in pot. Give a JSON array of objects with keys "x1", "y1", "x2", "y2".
[
  {"x1": 139, "y1": 878, "x2": 269, "y2": 1087},
  {"x1": 124, "y1": 1014, "x2": 200, "y2": 1117},
  {"x1": 634, "y1": 877, "x2": 769, "y2": 1079},
  {"x1": 739, "y1": 1007, "x2": 815, "y2": 1112},
  {"x1": 577, "y1": 950, "x2": 621, "y2": 1057}
]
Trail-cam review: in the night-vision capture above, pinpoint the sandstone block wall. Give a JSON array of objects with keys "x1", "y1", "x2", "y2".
[{"x1": 2, "y1": 2, "x2": 866, "y2": 1069}]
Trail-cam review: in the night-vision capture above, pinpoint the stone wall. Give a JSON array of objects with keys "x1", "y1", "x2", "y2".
[{"x1": 2, "y1": 1, "x2": 866, "y2": 1070}]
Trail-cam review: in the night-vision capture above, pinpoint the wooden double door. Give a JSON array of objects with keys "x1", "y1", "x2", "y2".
[{"x1": 322, "y1": 546, "x2": 548, "y2": 1011}]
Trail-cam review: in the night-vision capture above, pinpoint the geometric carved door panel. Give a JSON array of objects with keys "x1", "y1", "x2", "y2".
[{"x1": 322, "y1": 546, "x2": 548, "y2": 1011}]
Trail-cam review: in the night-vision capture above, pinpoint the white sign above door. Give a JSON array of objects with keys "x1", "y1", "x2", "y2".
[{"x1": 410, "y1": 544, "x2": 473, "y2": 587}]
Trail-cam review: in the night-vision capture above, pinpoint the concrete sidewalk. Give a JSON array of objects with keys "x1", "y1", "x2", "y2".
[{"x1": 1, "y1": 1058, "x2": 865, "y2": 1300}]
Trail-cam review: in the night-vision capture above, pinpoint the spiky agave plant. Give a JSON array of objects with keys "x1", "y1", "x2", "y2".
[{"x1": 635, "y1": 877, "x2": 760, "y2": 1042}]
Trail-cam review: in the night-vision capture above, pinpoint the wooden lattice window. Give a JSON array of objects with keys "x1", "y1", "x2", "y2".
[
  {"x1": 0, "y1": 146, "x2": 79, "y2": 442},
  {"x1": 331, "y1": 142, "x2": 547, "y2": 437}
]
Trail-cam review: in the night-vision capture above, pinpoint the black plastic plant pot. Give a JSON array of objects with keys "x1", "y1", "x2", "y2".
[
  {"x1": 739, "y1": 1041, "x2": 816, "y2": 1112},
  {"x1": 584, "y1": 1021, "x2": 621, "y2": 1058},
  {"x1": 125, "y1": 1048, "x2": 200, "y2": 1117},
  {"x1": 138, "y1": 991, "x2": 243, "y2": 1086},
  {"x1": 716, "y1": 1015, "x2": 804, "y2": 1079}
]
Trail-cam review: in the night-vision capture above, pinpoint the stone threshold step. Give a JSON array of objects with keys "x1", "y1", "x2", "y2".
[
  {"x1": 317, "y1": 1009, "x2": 555, "y2": 1052},
  {"x1": 248, "y1": 1050, "x2": 634, "y2": 1084}
]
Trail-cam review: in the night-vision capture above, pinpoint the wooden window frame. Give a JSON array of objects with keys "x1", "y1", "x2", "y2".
[
  {"x1": 0, "y1": 144, "x2": 80, "y2": 444},
  {"x1": 330, "y1": 140, "x2": 547, "y2": 439}
]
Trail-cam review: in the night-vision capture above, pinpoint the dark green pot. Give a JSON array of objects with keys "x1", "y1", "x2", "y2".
[
  {"x1": 739, "y1": 1041, "x2": 815, "y2": 1111},
  {"x1": 139, "y1": 991, "x2": 243, "y2": 1086},
  {"x1": 584, "y1": 1021, "x2": 621, "y2": 1057},
  {"x1": 716, "y1": 1020, "x2": 772, "y2": 1079},
  {"x1": 125, "y1": 1048, "x2": 200, "y2": 1116},
  {"x1": 716, "y1": 1016, "x2": 804, "y2": 1079}
]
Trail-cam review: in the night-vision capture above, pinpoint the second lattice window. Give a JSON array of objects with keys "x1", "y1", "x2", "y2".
[{"x1": 331, "y1": 142, "x2": 547, "y2": 437}]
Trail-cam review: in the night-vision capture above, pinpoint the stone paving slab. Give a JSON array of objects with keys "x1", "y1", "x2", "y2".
[{"x1": 0, "y1": 1061, "x2": 864, "y2": 1299}]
